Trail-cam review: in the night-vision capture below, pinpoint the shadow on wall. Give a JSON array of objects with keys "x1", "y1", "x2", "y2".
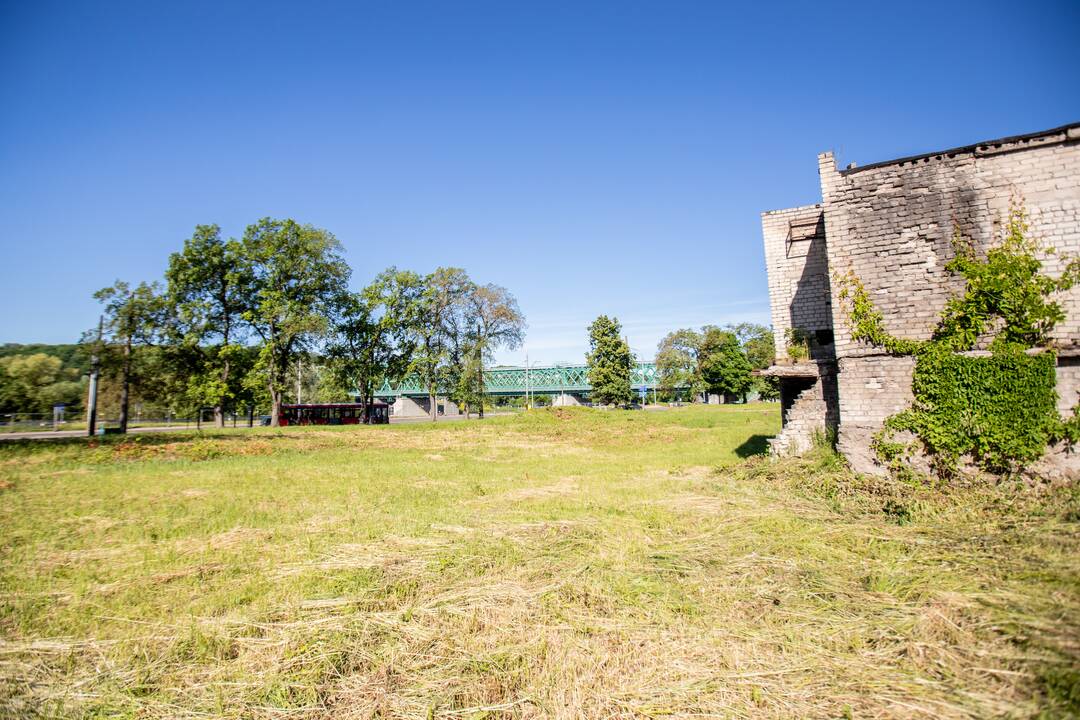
[
  {"x1": 788, "y1": 213, "x2": 835, "y2": 362},
  {"x1": 786, "y1": 212, "x2": 840, "y2": 434}
]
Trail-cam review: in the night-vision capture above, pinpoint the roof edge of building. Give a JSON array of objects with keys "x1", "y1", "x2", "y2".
[
  {"x1": 840, "y1": 121, "x2": 1080, "y2": 176},
  {"x1": 760, "y1": 202, "x2": 822, "y2": 218}
]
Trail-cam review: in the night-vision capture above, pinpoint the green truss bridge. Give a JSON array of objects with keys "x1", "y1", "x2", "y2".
[{"x1": 376, "y1": 362, "x2": 661, "y2": 398}]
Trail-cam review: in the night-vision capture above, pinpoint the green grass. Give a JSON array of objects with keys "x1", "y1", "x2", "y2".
[{"x1": 0, "y1": 405, "x2": 1077, "y2": 718}]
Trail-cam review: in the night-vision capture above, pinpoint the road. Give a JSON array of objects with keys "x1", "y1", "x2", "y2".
[{"x1": 0, "y1": 413, "x2": 490, "y2": 441}]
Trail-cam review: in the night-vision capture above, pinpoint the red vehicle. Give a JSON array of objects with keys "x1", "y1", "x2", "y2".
[{"x1": 279, "y1": 402, "x2": 389, "y2": 426}]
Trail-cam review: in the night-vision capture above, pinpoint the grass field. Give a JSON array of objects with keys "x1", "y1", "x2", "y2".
[{"x1": 1, "y1": 405, "x2": 1077, "y2": 718}]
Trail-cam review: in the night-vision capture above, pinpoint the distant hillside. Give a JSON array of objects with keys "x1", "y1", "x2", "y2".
[{"x1": 0, "y1": 343, "x2": 89, "y2": 369}]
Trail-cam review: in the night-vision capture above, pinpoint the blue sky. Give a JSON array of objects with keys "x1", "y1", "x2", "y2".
[{"x1": 2, "y1": 1, "x2": 1078, "y2": 365}]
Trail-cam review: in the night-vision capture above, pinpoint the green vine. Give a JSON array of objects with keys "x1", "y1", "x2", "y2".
[
  {"x1": 835, "y1": 205, "x2": 1080, "y2": 478},
  {"x1": 784, "y1": 328, "x2": 811, "y2": 362}
]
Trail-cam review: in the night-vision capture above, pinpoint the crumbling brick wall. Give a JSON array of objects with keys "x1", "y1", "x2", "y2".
[
  {"x1": 762, "y1": 123, "x2": 1080, "y2": 474},
  {"x1": 819, "y1": 125, "x2": 1080, "y2": 468}
]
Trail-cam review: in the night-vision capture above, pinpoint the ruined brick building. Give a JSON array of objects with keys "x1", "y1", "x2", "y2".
[{"x1": 761, "y1": 122, "x2": 1080, "y2": 474}]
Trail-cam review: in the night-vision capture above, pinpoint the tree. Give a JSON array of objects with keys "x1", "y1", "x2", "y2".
[
  {"x1": 165, "y1": 224, "x2": 252, "y2": 426},
  {"x1": 411, "y1": 267, "x2": 474, "y2": 421},
  {"x1": 327, "y1": 268, "x2": 423, "y2": 422},
  {"x1": 464, "y1": 283, "x2": 525, "y2": 418},
  {"x1": 729, "y1": 322, "x2": 778, "y2": 401},
  {"x1": 93, "y1": 281, "x2": 166, "y2": 433},
  {"x1": 0, "y1": 353, "x2": 83, "y2": 414},
  {"x1": 240, "y1": 218, "x2": 351, "y2": 426},
  {"x1": 698, "y1": 326, "x2": 752, "y2": 403},
  {"x1": 586, "y1": 315, "x2": 632, "y2": 406},
  {"x1": 656, "y1": 329, "x2": 703, "y2": 400}
]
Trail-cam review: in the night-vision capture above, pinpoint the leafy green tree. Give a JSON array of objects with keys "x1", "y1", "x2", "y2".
[
  {"x1": 729, "y1": 323, "x2": 775, "y2": 370},
  {"x1": 93, "y1": 281, "x2": 166, "y2": 433},
  {"x1": 165, "y1": 224, "x2": 253, "y2": 426},
  {"x1": 729, "y1": 322, "x2": 778, "y2": 401},
  {"x1": 656, "y1": 328, "x2": 703, "y2": 400},
  {"x1": 698, "y1": 326, "x2": 752, "y2": 403},
  {"x1": 411, "y1": 267, "x2": 474, "y2": 421},
  {"x1": 240, "y1": 218, "x2": 350, "y2": 426},
  {"x1": 586, "y1": 315, "x2": 632, "y2": 406},
  {"x1": 463, "y1": 283, "x2": 525, "y2": 418},
  {"x1": 0, "y1": 353, "x2": 83, "y2": 414},
  {"x1": 327, "y1": 268, "x2": 423, "y2": 422}
]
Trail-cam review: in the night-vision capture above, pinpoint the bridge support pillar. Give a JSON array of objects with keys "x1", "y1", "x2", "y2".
[
  {"x1": 551, "y1": 393, "x2": 582, "y2": 407},
  {"x1": 392, "y1": 396, "x2": 463, "y2": 418},
  {"x1": 392, "y1": 396, "x2": 429, "y2": 418}
]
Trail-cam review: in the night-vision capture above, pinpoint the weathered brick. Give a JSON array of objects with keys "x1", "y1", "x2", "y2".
[{"x1": 760, "y1": 122, "x2": 1080, "y2": 475}]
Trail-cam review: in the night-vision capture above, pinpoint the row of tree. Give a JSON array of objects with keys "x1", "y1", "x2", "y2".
[
  {"x1": 582, "y1": 316, "x2": 775, "y2": 406},
  {"x1": 90, "y1": 218, "x2": 526, "y2": 429},
  {"x1": 0, "y1": 348, "x2": 85, "y2": 416},
  {"x1": 655, "y1": 322, "x2": 776, "y2": 402}
]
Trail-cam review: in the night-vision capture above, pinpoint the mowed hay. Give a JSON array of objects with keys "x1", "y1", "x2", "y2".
[{"x1": 0, "y1": 405, "x2": 1078, "y2": 718}]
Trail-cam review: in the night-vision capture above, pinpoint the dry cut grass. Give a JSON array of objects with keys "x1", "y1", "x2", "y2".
[{"x1": 0, "y1": 405, "x2": 1077, "y2": 718}]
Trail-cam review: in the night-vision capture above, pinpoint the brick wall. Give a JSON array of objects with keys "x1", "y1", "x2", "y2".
[
  {"x1": 760, "y1": 204, "x2": 833, "y2": 362},
  {"x1": 821, "y1": 127, "x2": 1080, "y2": 361},
  {"x1": 819, "y1": 125, "x2": 1080, "y2": 456},
  {"x1": 762, "y1": 123, "x2": 1080, "y2": 474}
]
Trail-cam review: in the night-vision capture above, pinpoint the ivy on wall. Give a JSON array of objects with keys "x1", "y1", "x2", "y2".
[{"x1": 835, "y1": 206, "x2": 1080, "y2": 477}]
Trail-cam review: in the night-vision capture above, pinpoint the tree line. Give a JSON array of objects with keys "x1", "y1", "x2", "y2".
[
  {"x1": 655, "y1": 322, "x2": 776, "y2": 402},
  {"x1": 84, "y1": 218, "x2": 525, "y2": 430},
  {"x1": 582, "y1": 316, "x2": 776, "y2": 406},
  {"x1": 3, "y1": 220, "x2": 775, "y2": 424}
]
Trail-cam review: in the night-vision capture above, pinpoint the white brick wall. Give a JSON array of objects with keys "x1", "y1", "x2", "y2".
[{"x1": 762, "y1": 124, "x2": 1080, "y2": 474}]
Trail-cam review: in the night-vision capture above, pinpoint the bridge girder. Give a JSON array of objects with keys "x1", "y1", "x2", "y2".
[{"x1": 376, "y1": 362, "x2": 667, "y2": 398}]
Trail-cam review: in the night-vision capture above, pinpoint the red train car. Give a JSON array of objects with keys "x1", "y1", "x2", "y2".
[{"x1": 279, "y1": 402, "x2": 389, "y2": 426}]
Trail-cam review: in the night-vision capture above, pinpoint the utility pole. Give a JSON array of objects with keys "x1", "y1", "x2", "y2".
[
  {"x1": 296, "y1": 358, "x2": 302, "y2": 404},
  {"x1": 86, "y1": 316, "x2": 103, "y2": 437}
]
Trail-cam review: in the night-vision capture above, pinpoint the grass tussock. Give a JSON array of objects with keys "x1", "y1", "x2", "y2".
[{"x1": 0, "y1": 405, "x2": 1077, "y2": 718}]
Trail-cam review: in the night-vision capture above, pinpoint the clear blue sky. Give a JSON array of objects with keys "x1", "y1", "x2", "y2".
[{"x1": 2, "y1": 1, "x2": 1078, "y2": 365}]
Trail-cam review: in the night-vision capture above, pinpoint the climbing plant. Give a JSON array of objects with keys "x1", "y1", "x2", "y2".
[{"x1": 835, "y1": 205, "x2": 1080, "y2": 477}]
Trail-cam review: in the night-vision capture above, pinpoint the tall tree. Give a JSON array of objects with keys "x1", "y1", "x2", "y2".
[
  {"x1": 728, "y1": 322, "x2": 775, "y2": 371},
  {"x1": 165, "y1": 224, "x2": 252, "y2": 426},
  {"x1": 698, "y1": 326, "x2": 753, "y2": 403},
  {"x1": 327, "y1": 268, "x2": 423, "y2": 422},
  {"x1": 93, "y1": 281, "x2": 165, "y2": 433},
  {"x1": 586, "y1": 315, "x2": 633, "y2": 406},
  {"x1": 412, "y1": 267, "x2": 474, "y2": 421},
  {"x1": 728, "y1": 322, "x2": 777, "y2": 401},
  {"x1": 655, "y1": 328, "x2": 703, "y2": 400},
  {"x1": 465, "y1": 283, "x2": 525, "y2": 418},
  {"x1": 240, "y1": 218, "x2": 350, "y2": 426}
]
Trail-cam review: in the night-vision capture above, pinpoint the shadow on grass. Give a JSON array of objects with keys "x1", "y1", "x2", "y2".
[{"x1": 735, "y1": 434, "x2": 773, "y2": 458}]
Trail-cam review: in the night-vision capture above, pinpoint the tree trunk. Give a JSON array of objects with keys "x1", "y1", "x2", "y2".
[
  {"x1": 214, "y1": 354, "x2": 229, "y2": 428},
  {"x1": 270, "y1": 388, "x2": 281, "y2": 427},
  {"x1": 478, "y1": 366, "x2": 485, "y2": 419},
  {"x1": 118, "y1": 337, "x2": 132, "y2": 433},
  {"x1": 361, "y1": 378, "x2": 371, "y2": 424},
  {"x1": 429, "y1": 386, "x2": 437, "y2": 422},
  {"x1": 217, "y1": 292, "x2": 231, "y2": 429}
]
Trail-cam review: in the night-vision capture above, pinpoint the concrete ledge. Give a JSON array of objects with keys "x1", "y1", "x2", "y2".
[{"x1": 758, "y1": 361, "x2": 833, "y2": 378}]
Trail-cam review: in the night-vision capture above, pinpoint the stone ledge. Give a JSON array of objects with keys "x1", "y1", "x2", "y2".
[{"x1": 757, "y1": 361, "x2": 835, "y2": 378}]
